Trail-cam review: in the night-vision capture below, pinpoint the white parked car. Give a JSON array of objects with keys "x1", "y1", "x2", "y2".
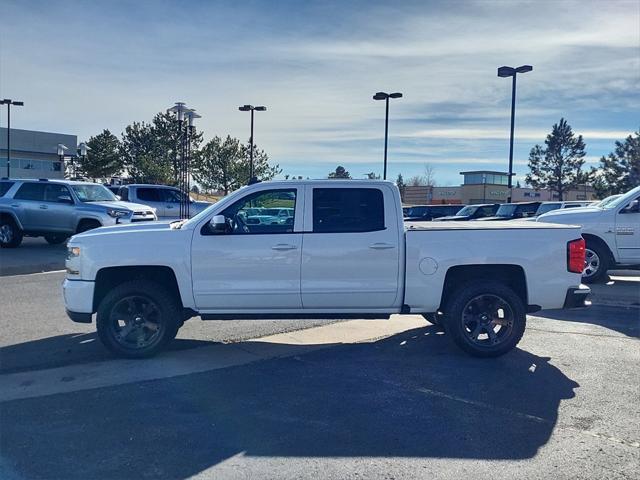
[
  {"x1": 538, "y1": 186, "x2": 640, "y2": 283},
  {"x1": 63, "y1": 180, "x2": 589, "y2": 358}
]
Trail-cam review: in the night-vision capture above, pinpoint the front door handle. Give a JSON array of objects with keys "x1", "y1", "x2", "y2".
[
  {"x1": 39, "y1": 205, "x2": 49, "y2": 210},
  {"x1": 166, "y1": 205, "x2": 174, "y2": 209},
  {"x1": 369, "y1": 242, "x2": 396, "y2": 250},
  {"x1": 272, "y1": 244, "x2": 298, "y2": 251}
]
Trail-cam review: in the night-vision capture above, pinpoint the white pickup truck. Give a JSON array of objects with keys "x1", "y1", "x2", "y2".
[
  {"x1": 538, "y1": 186, "x2": 640, "y2": 283},
  {"x1": 63, "y1": 180, "x2": 589, "y2": 358}
]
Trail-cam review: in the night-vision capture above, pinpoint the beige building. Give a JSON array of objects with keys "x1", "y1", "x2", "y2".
[{"x1": 403, "y1": 170, "x2": 597, "y2": 205}]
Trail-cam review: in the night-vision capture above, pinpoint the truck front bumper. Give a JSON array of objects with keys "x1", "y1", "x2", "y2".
[
  {"x1": 563, "y1": 285, "x2": 591, "y2": 309},
  {"x1": 63, "y1": 279, "x2": 95, "y2": 323}
]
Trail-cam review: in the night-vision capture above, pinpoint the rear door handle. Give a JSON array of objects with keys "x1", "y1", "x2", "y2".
[
  {"x1": 272, "y1": 244, "x2": 298, "y2": 251},
  {"x1": 39, "y1": 205, "x2": 48, "y2": 210},
  {"x1": 369, "y1": 243, "x2": 396, "y2": 250}
]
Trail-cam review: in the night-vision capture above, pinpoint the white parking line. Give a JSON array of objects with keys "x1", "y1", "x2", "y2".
[{"x1": 0, "y1": 316, "x2": 426, "y2": 402}]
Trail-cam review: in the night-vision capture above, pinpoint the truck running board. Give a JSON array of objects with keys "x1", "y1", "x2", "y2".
[{"x1": 200, "y1": 313, "x2": 392, "y2": 320}]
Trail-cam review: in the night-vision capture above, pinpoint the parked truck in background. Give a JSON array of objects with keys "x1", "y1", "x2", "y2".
[
  {"x1": 537, "y1": 186, "x2": 640, "y2": 283},
  {"x1": 118, "y1": 184, "x2": 211, "y2": 219},
  {"x1": 63, "y1": 180, "x2": 589, "y2": 359}
]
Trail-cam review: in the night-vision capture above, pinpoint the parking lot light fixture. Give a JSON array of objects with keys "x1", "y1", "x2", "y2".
[
  {"x1": 238, "y1": 104, "x2": 267, "y2": 184},
  {"x1": 373, "y1": 91, "x2": 403, "y2": 180},
  {"x1": 1, "y1": 99, "x2": 24, "y2": 177},
  {"x1": 497, "y1": 64, "x2": 532, "y2": 202}
]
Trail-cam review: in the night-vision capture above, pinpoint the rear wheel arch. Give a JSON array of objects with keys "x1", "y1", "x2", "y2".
[{"x1": 439, "y1": 264, "x2": 528, "y2": 312}]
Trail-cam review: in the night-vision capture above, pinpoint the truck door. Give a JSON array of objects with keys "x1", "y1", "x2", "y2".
[
  {"x1": 191, "y1": 187, "x2": 303, "y2": 310},
  {"x1": 615, "y1": 194, "x2": 640, "y2": 263},
  {"x1": 301, "y1": 186, "x2": 401, "y2": 309},
  {"x1": 135, "y1": 187, "x2": 165, "y2": 218}
]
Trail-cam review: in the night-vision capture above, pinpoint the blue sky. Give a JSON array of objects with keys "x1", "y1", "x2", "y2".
[{"x1": 0, "y1": 0, "x2": 638, "y2": 185}]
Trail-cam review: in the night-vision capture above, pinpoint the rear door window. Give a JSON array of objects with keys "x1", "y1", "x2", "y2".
[
  {"x1": 14, "y1": 182, "x2": 46, "y2": 201},
  {"x1": 44, "y1": 184, "x2": 72, "y2": 203},
  {"x1": 136, "y1": 188, "x2": 161, "y2": 202},
  {"x1": 313, "y1": 188, "x2": 384, "y2": 233}
]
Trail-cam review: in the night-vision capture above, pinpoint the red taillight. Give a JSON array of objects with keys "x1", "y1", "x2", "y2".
[{"x1": 568, "y1": 238, "x2": 586, "y2": 273}]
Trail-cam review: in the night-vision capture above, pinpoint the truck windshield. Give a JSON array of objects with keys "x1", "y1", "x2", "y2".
[
  {"x1": 495, "y1": 204, "x2": 517, "y2": 217},
  {"x1": 600, "y1": 187, "x2": 640, "y2": 209},
  {"x1": 455, "y1": 206, "x2": 477, "y2": 216},
  {"x1": 72, "y1": 184, "x2": 118, "y2": 202},
  {"x1": 536, "y1": 203, "x2": 562, "y2": 216}
]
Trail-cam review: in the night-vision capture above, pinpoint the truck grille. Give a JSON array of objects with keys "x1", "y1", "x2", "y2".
[{"x1": 131, "y1": 211, "x2": 156, "y2": 222}]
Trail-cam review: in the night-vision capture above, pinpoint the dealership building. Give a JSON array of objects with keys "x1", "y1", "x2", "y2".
[
  {"x1": 0, "y1": 128, "x2": 77, "y2": 179},
  {"x1": 403, "y1": 170, "x2": 596, "y2": 205}
]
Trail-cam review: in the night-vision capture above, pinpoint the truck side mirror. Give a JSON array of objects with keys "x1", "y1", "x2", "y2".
[
  {"x1": 621, "y1": 199, "x2": 639, "y2": 213},
  {"x1": 209, "y1": 215, "x2": 229, "y2": 234},
  {"x1": 57, "y1": 195, "x2": 74, "y2": 204}
]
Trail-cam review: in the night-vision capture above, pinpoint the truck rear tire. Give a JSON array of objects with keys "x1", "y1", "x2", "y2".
[
  {"x1": 96, "y1": 280, "x2": 181, "y2": 358},
  {"x1": 0, "y1": 217, "x2": 23, "y2": 248},
  {"x1": 442, "y1": 281, "x2": 526, "y2": 357}
]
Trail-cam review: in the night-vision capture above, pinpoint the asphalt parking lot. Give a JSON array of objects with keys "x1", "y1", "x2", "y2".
[{"x1": 0, "y1": 264, "x2": 638, "y2": 479}]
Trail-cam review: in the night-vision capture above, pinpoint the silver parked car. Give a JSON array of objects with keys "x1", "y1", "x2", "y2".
[
  {"x1": 0, "y1": 179, "x2": 157, "y2": 248},
  {"x1": 117, "y1": 184, "x2": 212, "y2": 219}
]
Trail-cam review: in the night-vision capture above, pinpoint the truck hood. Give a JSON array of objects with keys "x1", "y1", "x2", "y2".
[
  {"x1": 537, "y1": 206, "x2": 603, "y2": 224},
  {"x1": 83, "y1": 200, "x2": 155, "y2": 212},
  {"x1": 71, "y1": 220, "x2": 174, "y2": 240}
]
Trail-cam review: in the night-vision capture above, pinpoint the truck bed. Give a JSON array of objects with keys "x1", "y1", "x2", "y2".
[
  {"x1": 405, "y1": 220, "x2": 578, "y2": 231},
  {"x1": 403, "y1": 220, "x2": 584, "y2": 313}
]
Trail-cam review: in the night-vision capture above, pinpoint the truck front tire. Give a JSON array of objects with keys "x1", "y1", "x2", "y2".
[
  {"x1": 442, "y1": 281, "x2": 526, "y2": 357},
  {"x1": 582, "y1": 240, "x2": 610, "y2": 284},
  {"x1": 96, "y1": 280, "x2": 181, "y2": 358}
]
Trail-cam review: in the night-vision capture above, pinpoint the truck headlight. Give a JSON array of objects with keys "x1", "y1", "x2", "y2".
[
  {"x1": 107, "y1": 209, "x2": 129, "y2": 218},
  {"x1": 67, "y1": 246, "x2": 81, "y2": 259}
]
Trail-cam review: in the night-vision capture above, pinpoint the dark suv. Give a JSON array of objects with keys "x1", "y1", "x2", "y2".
[
  {"x1": 476, "y1": 202, "x2": 542, "y2": 221},
  {"x1": 433, "y1": 203, "x2": 500, "y2": 221},
  {"x1": 403, "y1": 204, "x2": 465, "y2": 221}
]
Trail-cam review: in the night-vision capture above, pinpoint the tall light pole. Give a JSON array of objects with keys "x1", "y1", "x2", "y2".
[
  {"x1": 238, "y1": 104, "x2": 266, "y2": 184},
  {"x1": 57, "y1": 144, "x2": 69, "y2": 178},
  {"x1": 497, "y1": 65, "x2": 532, "y2": 202},
  {"x1": 77, "y1": 142, "x2": 90, "y2": 178},
  {"x1": 373, "y1": 92, "x2": 402, "y2": 180},
  {"x1": 167, "y1": 102, "x2": 190, "y2": 218},
  {"x1": 1, "y1": 99, "x2": 24, "y2": 178}
]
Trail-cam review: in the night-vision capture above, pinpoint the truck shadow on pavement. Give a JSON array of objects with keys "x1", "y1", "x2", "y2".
[
  {"x1": 0, "y1": 333, "x2": 212, "y2": 374},
  {"x1": 0, "y1": 326, "x2": 580, "y2": 479},
  {"x1": 534, "y1": 305, "x2": 640, "y2": 337}
]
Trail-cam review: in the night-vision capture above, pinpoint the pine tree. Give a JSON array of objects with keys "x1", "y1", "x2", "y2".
[
  {"x1": 80, "y1": 130, "x2": 123, "y2": 180},
  {"x1": 396, "y1": 173, "x2": 406, "y2": 201},
  {"x1": 328, "y1": 166, "x2": 351, "y2": 179},
  {"x1": 591, "y1": 130, "x2": 640, "y2": 197},
  {"x1": 525, "y1": 118, "x2": 587, "y2": 201}
]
